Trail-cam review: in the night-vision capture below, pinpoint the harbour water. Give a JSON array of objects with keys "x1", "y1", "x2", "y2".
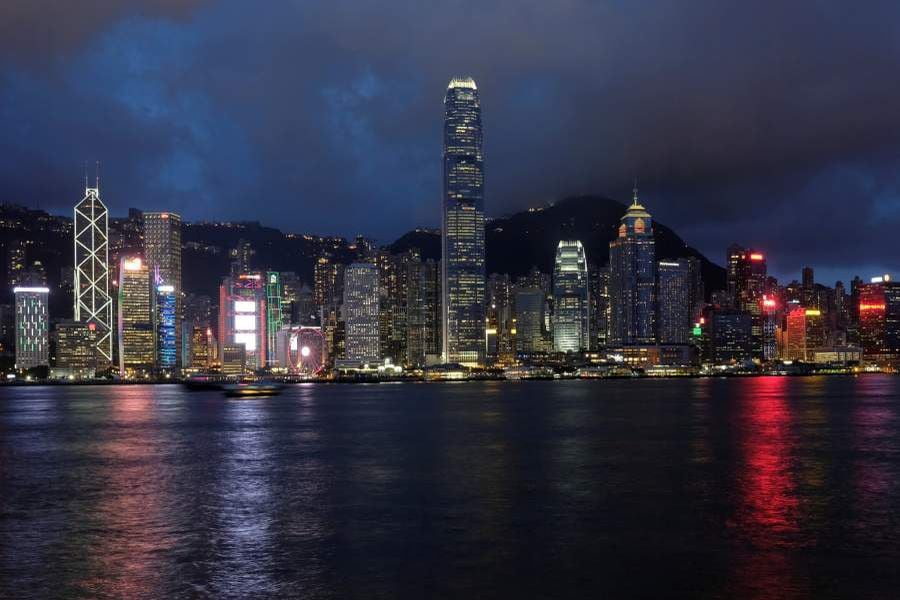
[{"x1": 1, "y1": 377, "x2": 899, "y2": 598}]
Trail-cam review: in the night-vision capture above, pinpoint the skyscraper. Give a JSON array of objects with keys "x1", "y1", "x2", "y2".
[
  {"x1": 14, "y1": 285, "x2": 49, "y2": 370},
  {"x1": 343, "y1": 263, "x2": 380, "y2": 363},
  {"x1": 552, "y1": 240, "x2": 590, "y2": 352},
  {"x1": 155, "y1": 284, "x2": 177, "y2": 372},
  {"x1": 589, "y1": 265, "x2": 610, "y2": 350},
  {"x1": 657, "y1": 260, "x2": 693, "y2": 344},
  {"x1": 74, "y1": 185, "x2": 113, "y2": 364},
  {"x1": 442, "y1": 76, "x2": 485, "y2": 366},
  {"x1": 53, "y1": 320, "x2": 98, "y2": 379},
  {"x1": 143, "y1": 212, "x2": 183, "y2": 366},
  {"x1": 117, "y1": 257, "x2": 154, "y2": 376},
  {"x1": 859, "y1": 275, "x2": 900, "y2": 365},
  {"x1": 609, "y1": 186, "x2": 657, "y2": 346},
  {"x1": 265, "y1": 271, "x2": 283, "y2": 367}
]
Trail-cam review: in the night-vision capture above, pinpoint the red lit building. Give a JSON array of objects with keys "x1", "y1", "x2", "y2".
[{"x1": 859, "y1": 276, "x2": 900, "y2": 365}]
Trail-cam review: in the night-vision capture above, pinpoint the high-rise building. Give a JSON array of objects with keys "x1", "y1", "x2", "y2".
[
  {"x1": 802, "y1": 266, "x2": 816, "y2": 307},
  {"x1": 657, "y1": 260, "x2": 693, "y2": 344},
  {"x1": 52, "y1": 320, "x2": 97, "y2": 379},
  {"x1": 74, "y1": 185, "x2": 113, "y2": 364},
  {"x1": 230, "y1": 239, "x2": 253, "y2": 275},
  {"x1": 189, "y1": 325, "x2": 212, "y2": 370},
  {"x1": 14, "y1": 286, "x2": 49, "y2": 370},
  {"x1": 155, "y1": 284, "x2": 178, "y2": 372},
  {"x1": 117, "y1": 257, "x2": 155, "y2": 376},
  {"x1": 486, "y1": 273, "x2": 515, "y2": 364},
  {"x1": 143, "y1": 212, "x2": 182, "y2": 366},
  {"x1": 405, "y1": 258, "x2": 442, "y2": 366},
  {"x1": 218, "y1": 274, "x2": 267, "y2": 370},
  {"x1": 515, "y1": 287, "x2": 546, "y2": 353},
  {"x1": 314, "y1": 254, "x2": 345, "y2": 313},
  {"x1": 589, "y1": 265, "x2": 610, "y2": 350},
  {"x1": 552, "y1": 240, "x2": 590, "y2": 352},
  {"x1": 859, "y1": 275, "x2": 900, "y2": 365},
  {"x1": 609, "y1": 186, "x2": 657, "y2": 346},
  {"x1": 785, "y1": 306, "x2": 807, "y2": 360},
  {"x1": 6, "y1": 239, "x2": 27, "y2": 287},
  {"x1": 265, "y1": 271, "x2": 283, "y2": 367},
  {"x1": 708, "y1": 309, "x2": 753, "y2": 363},
  {"x1": 442, "y1": 76, "x2": 485, "y2": 366},
  {"x1": 343, "y1": 263, "x2": 380, "y2": 363}
]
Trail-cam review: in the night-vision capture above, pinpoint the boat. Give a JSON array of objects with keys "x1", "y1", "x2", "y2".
[
  {"x1": 182, "y1": 373, "x2": 236, "y2": 391},
  {"x1": 223, "y1": 381, "x2": 284, "y2": 398}
]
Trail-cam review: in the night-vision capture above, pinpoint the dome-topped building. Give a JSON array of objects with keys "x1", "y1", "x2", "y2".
[{"x1": 609, "y1": 184, "x2": 657, "y2": 345}]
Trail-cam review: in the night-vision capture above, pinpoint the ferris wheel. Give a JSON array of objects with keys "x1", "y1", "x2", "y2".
[{"x1": 289, "y1": 327, "x2": 326, "y2": 375}]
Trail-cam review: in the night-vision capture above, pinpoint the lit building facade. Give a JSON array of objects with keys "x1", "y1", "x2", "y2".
[
  {"x1": 52, "y1": 320, "x2": 97, "y2": 378},
  {"x1": 143, "y1": 212, "x2": 183, "y2": 366},
  {"x1": 859, "y1": 275, "x2": 900, "y2": 364},
  {"x1": 218, "y1": 274, "x2": 267, "y2": 370},
  {"x1": 74, "y1": 185, "x2": 113, "y2": 364},
  {"x1": 442, "y1": 76, "x2": 485, "y2": 366},
  {"x1": 657, "y1": 259, "x2": 693, "y2": 344},
  {"x1": 117, "y1": 257, "x2": 155, "y2": 376},
  {"x1": 552, "y1": 240, "x2": 590, "y2": 352},
  {"x1": 589, "y1": 265, "x2": 610, "y2": 350},
  {"x1": 155, "y1": 285, "x2": 177, "y2": 372},
  {"x1": 265, "y1": 271, "x2": 284, "y2": 367},
  {"x1": 343, "y1": 263, "x2": 380, "y2": 363},
  {"x1": 609, "y1": 187, "x2": 657, "y2": 346},
  {"x1": 14, "y1": 286, "x2": 49, "y2": 370}
]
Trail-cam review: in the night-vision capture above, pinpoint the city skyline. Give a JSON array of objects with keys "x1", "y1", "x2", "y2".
[{"x1": 1, "y1": 2, "x2": 899, "y2": 285}]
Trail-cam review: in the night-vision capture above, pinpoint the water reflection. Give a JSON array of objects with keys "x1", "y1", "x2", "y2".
[{"x1": 75, "y1": 386, "x2": 174, "y2": 598}]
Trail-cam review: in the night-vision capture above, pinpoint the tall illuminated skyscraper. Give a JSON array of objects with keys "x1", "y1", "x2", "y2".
[
  {"x1": 343, "y1": 263, "x2": 380, "y2": 363},
  {"x1": 609, "y1": 186, "x2": 657, "y2": 346},
  {"x1": 155, "y1": 284, "x2": 177, "y2": 372},
  {"x1": 552, "y1": 240, "x2": 590, "y2": 352},
  {"x1": 143, "y1": 212, "x2": 182, "y2": 366},
  {"x1": 117, "y1": 257, "x2": 154, "y2": 376},
  {"x1": 265, "y1": 271, "x2": 283, "y2": 367},
  {"x1": 74, "y1": 185, "x2": 113, "y2": 364},
  {"x1": 442, "y1": 76, "x2": 485, "y2": 366}
]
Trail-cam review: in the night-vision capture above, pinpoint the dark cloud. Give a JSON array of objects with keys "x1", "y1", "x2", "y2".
[{"x1": 2, "y1": 0, "x2": 900, "y2": 282}]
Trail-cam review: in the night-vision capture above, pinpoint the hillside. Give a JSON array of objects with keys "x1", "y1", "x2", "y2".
[{"x1": 390, "y1": 195, "x2": 726, "y2": 292}]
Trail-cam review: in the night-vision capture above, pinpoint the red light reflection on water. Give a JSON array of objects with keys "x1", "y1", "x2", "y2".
[{"x1": 735, "y1": 377, "x2": 799, "y2": 542}]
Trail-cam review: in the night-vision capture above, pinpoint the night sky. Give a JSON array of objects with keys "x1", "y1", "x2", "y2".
[{"x1": 2, "y1": 1, "x2": 899, "y2": 283}]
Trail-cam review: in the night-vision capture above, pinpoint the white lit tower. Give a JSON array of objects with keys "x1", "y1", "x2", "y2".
[{"x1": 74, "y1": 181, "x2": 113, "y2": 364}]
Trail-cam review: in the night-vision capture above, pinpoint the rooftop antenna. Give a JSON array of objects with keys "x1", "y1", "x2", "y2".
[
  {"x1": 95, "y1": 160, "x2": 100, "y2": 193},
  {"x1": 632, "y1": 177, "x2": 639, "y2": 205},
  {"x1": 84, "y1": 161, "x2": 88, "y2": 191}
]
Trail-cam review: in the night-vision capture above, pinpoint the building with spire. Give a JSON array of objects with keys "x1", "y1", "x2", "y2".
[
  {"x1": 74, "y1": 182, "x2": 113, "y2": 365},
  {"x1": 608, "y1": 185, "x2": 657, "y2": 346},
  {"x1": 442, "y1": 76, "x2": 485, "y2": 366}
]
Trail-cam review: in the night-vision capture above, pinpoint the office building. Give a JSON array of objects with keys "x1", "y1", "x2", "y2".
[
  {"x1": 52, "y1": 320, "x2": 97, "y2": 379},
  {"x1": 343, "y1": 263, "x2": 380, "y2": 363},
  {"x1": 143, "y1": 212, "x2": 183, "y2": 366},
  {"x1": 552, "y1": 240, "x2": 590, "y2": 352},
  {"x1": 118, "y1": 257, "x2": 155, "y2": 376},
  {"x1": 609, "y1": 186, "x2": 657, "y2": 345},
  {"x1": 74, "y1": 185, "x2": 113, "y2": 363},
  {"x1": 156, "y1": 284, "x2": 178, "y2": 372},
  {"x1": 515, "y1": 287, "x2": 546, "y2": 353},
  {"x1": 657, "y1": 259, "x2": 693, "y2": 344},
  {"x1": 14, "y1": 286, "x2": 49, "y2": 370},
  {"x1": 708, "y1": 309, "x2": 753, "y2": 363},
  {"x1": 589, "y1": 265, "x2": 610, "y2": 350},
  {"x1": 442, "y1": 76, "x2": 486, "y2": 365},
  {"x1": 265, "y1": 271, "x2": 284, "y2": 367},
  {"x1": 859, "y1": 275, "x2": 900, "y2": 365}
]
